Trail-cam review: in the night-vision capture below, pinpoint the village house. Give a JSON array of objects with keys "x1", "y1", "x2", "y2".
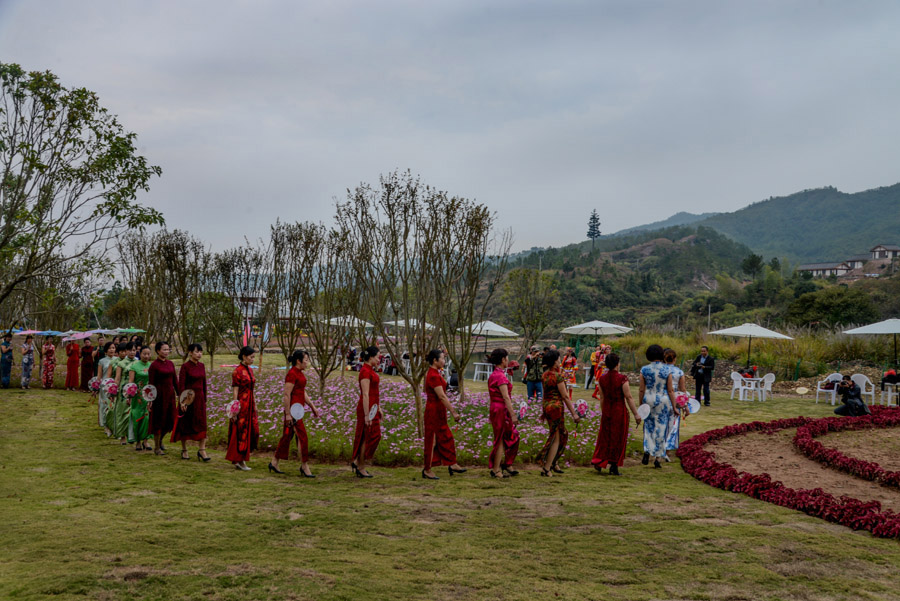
[
  {"x1": 870, "y1": 244, "x2": 900, "y2": 260},
  {"x1": 796, "y1": 262, "x2": 851, "y2": 277},
  {"x1": 845, "y1": 254, "x2": 871, "y2": 269}
]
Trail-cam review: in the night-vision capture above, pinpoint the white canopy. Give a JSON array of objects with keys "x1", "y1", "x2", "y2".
[
  {"x1": 844, "y1": 318, "x2": 900, "y2": 364},
  {"x1": 327, "y1": 316, "x2": 374, "y2": 329},
  {"x1": 561, "y1": 320, "x2": 632, "y2": 336},
  {"x1": 709, "y1": 322, "x2": 793, "y2": 366},
  {"x1": 708, "y1": 323, "x2": 793, "y2": 340},
  {"x1": 461, "y1": 320, "x2": 519, "y2": 338},
  {"x1": 384, "y1": 319, "x2": 434, "y2": 330},
  {"x1": 89, "y1": 329, "x2": 120, "y2": 335}
]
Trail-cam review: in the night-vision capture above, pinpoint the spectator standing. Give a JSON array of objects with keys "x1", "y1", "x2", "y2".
[
  {"x1": 586, "y1": 345, "x2": 602, "y2": 389},
  {"x1": 690, "y1": 346, "x2": 715, "y2": 406},
  {"x1": 1, "y1": 333, "x2": 13, "y2": 389},
  {"x1": 523, "y1": 346, "x2": 543, "y2": 403}
]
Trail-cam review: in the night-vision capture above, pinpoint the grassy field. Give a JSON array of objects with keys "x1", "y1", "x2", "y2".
[{"x1": 2, "y1": 379, "x2": 900, "y2": 601}]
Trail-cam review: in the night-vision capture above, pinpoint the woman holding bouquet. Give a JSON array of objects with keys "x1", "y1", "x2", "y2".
[
  {"x1": 663, "y1": 348, "x2": 687, "y2": 461},
  {"x1": 64, "y1": 339, "x2": 80, "y2": 391},
  {"x1": 422, "y1": 349, "x2": 465, "y2": 480},
  {"x1": 97, "y1": 342, "x2": 116, "y2": 436},
  {"x1": 487, "y1": 348, "x2": 519, "y2": 479},
  {"x1": 639, "y1": 344, "x2": 676, "y2": 469},
  {"x1": 79, "y1": 339, "x2": 94, "y2": 392},
  {"x1": 127, "y1": 346, "x2": 153, "y2": 451},
  {"x1": 173, "y1": 343, "x2": 210, "y2": 461},
  {"x1": 591, "y1": 353, "x2": 641, "y2": 475},
  {"x1": 41, "y1": 337, "x2": 57, "y2": 389},
  {"x1": 148, "y1": 341, "x2": 179, "y2": 456},
  {"x1": 537, "y1": 349, "x2": 581, "y2": 477},
  {"x1": 226, "y1": 346, "x2": 259, "y2": 471},
  {"x1": 112, "y1": 343, "x2": 136, "y2": 444},
  {"x1": 270, "y1": 350, "x2": 320, "y2": 477},
  {"x1": 351, "y1": 346, "x2": 381, "y2": 478}
]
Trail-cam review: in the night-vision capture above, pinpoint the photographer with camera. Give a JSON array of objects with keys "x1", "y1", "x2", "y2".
[
  {"x1": 523, "y1": 346, "x2": 543, "y2": 403},
  {"x1": 834, "y1": 375, "x2": 870, "y2": 417}
]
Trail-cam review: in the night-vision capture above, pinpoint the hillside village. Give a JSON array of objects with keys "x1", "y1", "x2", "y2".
[{"x1": 797, "y1": 244, "x2": 900, "y2": 279}]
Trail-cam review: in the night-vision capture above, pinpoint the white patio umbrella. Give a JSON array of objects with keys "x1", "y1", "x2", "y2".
[
  {"x1": 384, "y1": 319, "x2": 435, "y2": 330},
  {"x1": 327, "y1": 315, "x2": 374, "y2": 329},
  {"x1": 561, "y1": 320, "x2": 633, "y2": 336},
  {"x1": 461, "y1": 320, "x2": 519, "y2": 337},
  {"x1": 844, "y1": 318, "x2": 900, "y2": 365},
  {"x1": 89, "y1": 328, "x2": 120, "y2": 335},
  {"x1": 708, "y1": 323, "x2": 793, "y2": 367}
]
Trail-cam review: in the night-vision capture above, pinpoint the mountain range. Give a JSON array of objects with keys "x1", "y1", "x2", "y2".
[{"x1": 608, "y1": 183, "x2": 900, "y2": 263}]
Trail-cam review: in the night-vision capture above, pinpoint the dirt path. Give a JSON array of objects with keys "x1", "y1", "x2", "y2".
[
  {"x1": 822, "y1": 427, "x2": 900, "y2": 473},
  {"x1": 708, "y1": 428, "x2": 900, "y2": 513}
]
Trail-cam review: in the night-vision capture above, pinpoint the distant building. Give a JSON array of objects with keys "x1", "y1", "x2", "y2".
[
  {"x1": 845, "y1": 254, "x2": 871, "y2": 269},
  {"x1": 870, "y1": 244, "x2": 900, "y2": 260},
  {"x1": 797, "y1": 262, "x2": 851, "y2": 277}
]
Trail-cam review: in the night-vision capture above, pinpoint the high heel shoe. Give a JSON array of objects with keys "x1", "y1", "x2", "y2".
[
  {"x1": 268, "y1": 462, "x2": 284, "y2": 474},
  {"x1": 181, "y1": 451, "x2": 190, "y2": 460},
  {"x1": 354, "y1": 465, "x2": 373, "y2": 478},
  {"x1": 551, "y1": 465, "x2": 565, "y2": 474},
  {"x1": 300, "y1": 468, "x2": 316, "y2": 478},
  {"x1": 489, "y1": 469, "x2": 508, "y2": 479},
  {"x1": 448, "y1": 466, "x2": 467, "y2": 476},
  {"x1": 501, "y1": 464, "x2": 519, "y2": 476},
  {"x1": 197, "y1": 451, "x2": 211, "y2": 462},
  {"x1": 642, "y1": 452, "x2": 650, "y2": 465},
  {"x1": 234, "y1": 462, "x2": 251, "y2": 471},
  {"x1": 540, "y1": 467, "x2": 552, "y2": 477},
  {"x1": 653, "y1": 459, "x2": 662, "y2": 469},
  {"x1": 609, "y1": 464, "x2": 620, "y2": 476},
  {"x1": 422, "y1": 469, "x2": 440, "y2": 480}
]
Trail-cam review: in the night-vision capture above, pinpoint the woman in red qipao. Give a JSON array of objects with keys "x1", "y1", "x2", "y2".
[
  {"x1": 79, "y1": 339, "x2": 94, "y2": 391},
  {"x1": 487, "y1": 348, "x2": 519, "y2": 479},
  {"x1": 351, "y1": 345, "x2": 381, "y2": 478},
  {"x1": 270, "y1": 350, "x2": 320, "y2": 478},
  {"x1": 421, "y1": 349, "x2": 466, "y2": 480},
  {"x1": 227, "y1": 346, "x2": 259, "y2": 471},
  {"x1": 591, "y1": 353, "x2": 642, "y2": 475},
  {"x1": 65, "y1": 340, "x2": 80, "y2": 391},
  {"x1": 148, "y1": 341, "x2": 179, "y2": 456},
  {"x1": 537, "y1": 349, "x2": 581, "y2": 477},
  {"x1": 172, "y1": 343, "x2": 210, "y2": 462}
]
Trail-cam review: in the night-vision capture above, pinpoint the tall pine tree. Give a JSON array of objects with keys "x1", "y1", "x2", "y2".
[{"x1": 587, "y1": 209, "x2": 602, "y2": 251}]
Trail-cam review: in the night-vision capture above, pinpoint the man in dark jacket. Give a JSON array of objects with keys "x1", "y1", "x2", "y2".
[
  {"x1": 834, "y1": 376, "x2": 870, "y2": 417},
  {"x1": 690, "y1": 346, "x2": 715, "y2": 406}
]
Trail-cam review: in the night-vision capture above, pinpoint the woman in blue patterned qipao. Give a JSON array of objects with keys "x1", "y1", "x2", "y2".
[
  {"x1": 639, "y1": 344, "x2": 676, "y2": 469},
  {"x1": 663, "y1": 348, "x2": 687, "y2": 461}
]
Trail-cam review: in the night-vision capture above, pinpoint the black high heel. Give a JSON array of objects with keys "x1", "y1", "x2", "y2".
[
  {"x1": 642, "y1": 452, "x2": 650, "y2": 465},
  {"x1": 653, "y1": 459, "x2": 662, "y2": 469},
  {"x1": 300, "y1": 467, "x2": 316, "y2": 478},
  {"x1": 540, "y1": 467, "x2": 551, "y2": 477},
  {"x1": 197, "y1": 451, "x2": 211, "y2": 462},
  {"x1": 354, "y1": 466, "x2": 373, "y2": 478},
  {"x1": 501, "y1": 464, "x2": 519, "y2": 476},
  {"x1": 181, "y1": 451, "x2": 190, "y2": 460},
  {"x1": 489, "y1": 469, "x2": 508, "y2": 479},
  {"x1": 422, "y1": 469, "x2": 439, "y2": 480},
  {"x1": 448, "y1": 466, "x2": 467, "y2": 475},
  {"x1": 268, "y1": 462, "x2": 285, "y2": 474},
  {"x1": 551, "y1": 465, "x2": 565, "y2": 474},
  {"x1": 610, "y1": 464, "x2": 620, "y2": 476}
]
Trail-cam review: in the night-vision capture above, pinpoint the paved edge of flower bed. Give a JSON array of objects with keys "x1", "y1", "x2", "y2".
[
  {"x1": 793, "y1": 406, "x2": 900, "y2": 489},
  {"x1": 676, "y1": 410, "x2": 900, "y2": 539}
]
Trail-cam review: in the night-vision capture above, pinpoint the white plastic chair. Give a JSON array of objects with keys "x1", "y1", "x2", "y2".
[
  {"x1": 850, "y1": 373, "x2": 876, "y2": 405},
  {"x1": 815, "y1": 373, "x2": 843, "y2": 405},
  {"x1": 882, "y1": 383, "x2": 898, "y2": 407},
  {"x1": 759, "y1": 373, "x2": 776, "y2": 402},
  {"x1": 730, "y1": 372, "x2": 750, "y2": 401}
]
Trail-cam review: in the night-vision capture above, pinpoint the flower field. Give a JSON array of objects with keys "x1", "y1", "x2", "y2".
[{"x1": 204, "y1": 369, "x2": 636, "y2": 465}]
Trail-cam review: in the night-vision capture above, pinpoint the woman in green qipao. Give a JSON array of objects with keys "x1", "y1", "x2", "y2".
[
  {"x1": 127, "y1": 346, "x2": 153, "y2": 451},
  {"x1": 97, "y1": 342, "x2": 116, "y2": 437},
  {"x1": 112, "y1": 343, "x2": 136, "y2": 445}
]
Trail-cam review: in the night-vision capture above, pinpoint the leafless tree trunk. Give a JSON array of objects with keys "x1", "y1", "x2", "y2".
[{"x1": 503, "y1": 268, "x2": 559, "y2": 362}]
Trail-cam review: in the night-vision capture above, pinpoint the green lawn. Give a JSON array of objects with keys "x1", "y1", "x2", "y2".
[{"x1": 1, "y1": 384, "x2": 899, "y2": 601}]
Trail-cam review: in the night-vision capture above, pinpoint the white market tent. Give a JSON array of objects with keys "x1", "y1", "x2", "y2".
[
  {"x1": 844, "y1": 318, "x2": 900, "y2": 365},
  {"x1": 384, "y1": 319, "x2": 435, "y2": 330},
  {"x1": 461, "y1": 320, "x2": 519, "y2": 337},
  {"x1": 708, "y1": 322, "x2": 793, "y2": 366},
  {"x1": 561, "y1": 320, "x2": 633, "y2": 337},
  {"x1": 327, "y1": 316, "x2": 374, "y2": 329}
]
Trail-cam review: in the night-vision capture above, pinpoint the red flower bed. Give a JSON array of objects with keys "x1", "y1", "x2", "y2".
[
  {"x1": 677, "y1": 412, "x2": 900, "y2": 538},
  {"x1": 793, "y1": 406, "x2": 900, "y2": 489}
]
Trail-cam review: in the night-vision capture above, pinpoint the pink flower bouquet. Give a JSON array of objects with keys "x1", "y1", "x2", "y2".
[
  {"x1": 103, "y1": 379, "x2": 118, "y2": 397},
  {"x1": 675, "y1": 391, "x2": 691, "y2": 409},
  {"x1": 227, "y1": 399, "x2": 241, "y2": 419},
  {"x1": 124, "y1": 383, "x2": 139, "y2": 399},
  {"x1": 89, "y1": 377, "x2": 101, "y2": 392},
  {"x1": 518, "y1": 401, "x2": 528, "y2": 421},
  {"x1": 575, "y1": 400, "x2": 588, "y2": 418},
  {"x1": 142, "y1": 385, "x2": 157, "y2": 402}
]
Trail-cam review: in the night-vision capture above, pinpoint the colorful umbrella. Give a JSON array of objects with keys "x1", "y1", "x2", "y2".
[
  {"x1": 116, "y1": 327, "x2": 146, "y2": 334},
  {"x1": 62, "y1": 332, "x2": 94, "y2": 342}
]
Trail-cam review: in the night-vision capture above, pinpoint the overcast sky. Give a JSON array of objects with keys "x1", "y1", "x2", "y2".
[{"x1": 2, "y1": 1, "x2": 899, "y2": 251}]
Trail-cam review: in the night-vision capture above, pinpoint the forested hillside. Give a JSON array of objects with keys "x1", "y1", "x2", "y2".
[
  {"x1": 696, "y1": 184, "x2": 900, "y2": 262},
  {"x1": 610, "y1": 211, "x2": 718, "y2": 237}
]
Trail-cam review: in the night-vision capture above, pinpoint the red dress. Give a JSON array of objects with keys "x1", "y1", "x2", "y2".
[
  {"x1": 592, "y1": 370, "x2": 630, "y2": 468},
  {"x1": 148, "y1": 359, "x2": 179, "y2": 436},
  {"x1": 275, "y1": 367, "x2": 310, "y2": 462},
  {"x1": 423, "y1": 367, "x2": 456, "y2": 469},
  {"x1": 65, "y1": 342, "x2": 80, "y2": 389},
  {"x1": 488, "y1": 367, "x2": 519, "y2": 469},
  {"x1": 171, "y1": 360, "x2": 207, "y2": 442},
  {"x1": 537, "y1": 368, "x2": 569, "y2": 467},
  {"x1": 351, "y1": 363, "x2": 381, "y2": 463},
  {"x1": 226, "y1": 364, "x2": 259, "y2": 462},
  {"x1": 79, "y1": 343, "x2": 94, "y2": 390}
]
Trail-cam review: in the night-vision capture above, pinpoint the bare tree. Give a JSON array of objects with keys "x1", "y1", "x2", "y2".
[
  {"x1": 503, "y1": 268, "x2": 559, "y2": 361},
  {"x1": 0, "y1": 63, "x2": 163, "y2": 312},
  {"x1": 116, "y1": 231, "x2": 168, "y2": 342}
]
